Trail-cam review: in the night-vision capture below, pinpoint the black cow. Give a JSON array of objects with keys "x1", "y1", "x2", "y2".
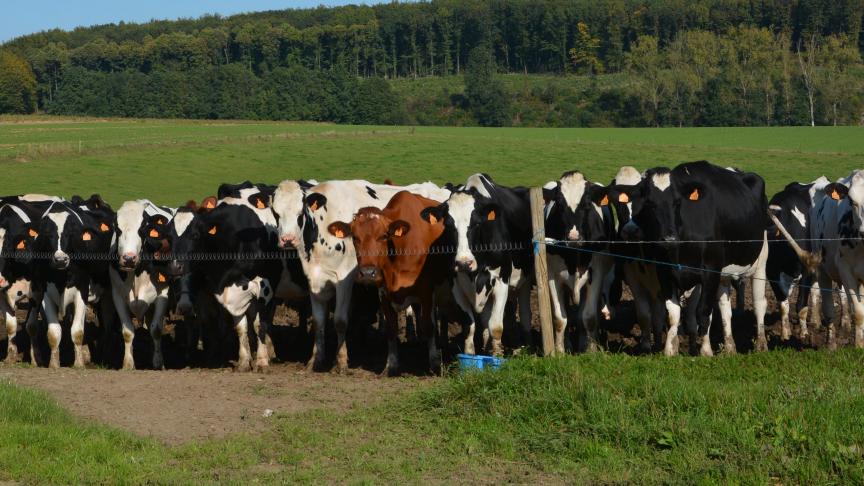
[
  {"x1": 421, "y1": 173, "x2": 533, "y2": 356},
  {"x1": 767, "y1": 178, "x2": 827, "y2": 342},
  {"x1": 30, "y1": 195, "x2": 115, "y2": 368},
  {"x1": 621, "y1": 161, "x2": 769, "y2": 356},
  {"x1": 542, "y1": 171, "x2": 615, "y2": 353}
]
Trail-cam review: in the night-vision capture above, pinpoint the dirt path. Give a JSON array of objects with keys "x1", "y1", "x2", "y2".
[{"x1": 0, "y1": 363, "x2": 428, "y2": 445}]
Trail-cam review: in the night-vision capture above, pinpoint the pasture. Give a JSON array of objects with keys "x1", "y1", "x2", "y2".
[{"x1": 1, "y1": 116, "x2": 864, "y2": 484}]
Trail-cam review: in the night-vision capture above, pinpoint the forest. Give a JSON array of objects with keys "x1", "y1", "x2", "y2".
[{"x1": 1, "y1": 0, "x2": 863, "y2": 126}]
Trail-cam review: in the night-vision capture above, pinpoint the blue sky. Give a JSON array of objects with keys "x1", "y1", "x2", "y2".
[{"x1": 1, "y1": 1, "x2": 381, "y2": 43}]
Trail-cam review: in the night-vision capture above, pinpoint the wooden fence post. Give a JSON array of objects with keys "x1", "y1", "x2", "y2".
[{"x1": 529, "y1": 187, "x2": 556, "y2": 357}]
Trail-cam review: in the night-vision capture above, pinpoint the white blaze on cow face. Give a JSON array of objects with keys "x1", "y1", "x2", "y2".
[
  {"x1": 614, "y1": 166, "x2": 642, "y2": 186},
  {"x1": 116, "y1": 201, "x2": 147, "y2": 269},
  {"x1": 560, "y1": 172, "x2": 587, "y2": 241},
  {"x1": 273, "y1": 180, "x2": 306, "y2": 249},
  {"x1": 448, "y1": 192, "x2": 478, "y2": 271},
  {"x1": 464, "y1": 174, "x2": 493, "y2": 198},
  {"x1": 846, "y1": 170, "x2": 864, "y2": 234},
  {"x1": 790, "y1": 206, "x2": 807, "y2": 229},
  {"x1": 172, "y1": 211, "x2": 194, "y2": 237},
  {"x1": 651, "y1": 172, "x2": 671, "y2": 191},
  {"x1": 46, "y1": 211, "x2": 70, "y2": 267}
]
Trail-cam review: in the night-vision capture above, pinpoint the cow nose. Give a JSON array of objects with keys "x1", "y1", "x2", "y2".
[
  {"x1": 567, "y1": 227, "x2": 581, "y2": 241},
  {"x1": 357, "y1": 266, "x2": 379, "y2": 283},
  {"x1": 170, "y1": 260, "x2": 186, "y2": 275},
  {"x1": 456, "y1": 258, "x2": 476, "y2": 272},
  {"x1": 621, "y1": 221, "x2": 640, "y2": 241},
  {"x1": 52, "y1": 251, "x2": 70, "y2": 268},
  {"x1": 121, "y1": 252, "x2": 138, "y2": 267},
  {"x1": 279, "y1": 234, "x2": 297, "y2": 249}
]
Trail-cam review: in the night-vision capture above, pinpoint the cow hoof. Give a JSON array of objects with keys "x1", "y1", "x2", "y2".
[
  {"x1": 306, "y1": 357, "x2": 326, "y2": 372},
  {"x1": 4, "y1": 353, "x2": 19, "y2": 365},
  {"x1": 755, "y1": 337, "x2": 768, "y2": 352},
  {"x1": 585, "y1": 342, "x2": 600, "y2": 354},
  {"x1": 235, "y1": 360, "x2": 252, "y2": 372},
  {"x1": 73, "y1": 360, "x2": 85, "y2": 369},
  {"x1": 253, "y1": 359, "x2": 270, "y2": 373},
  {"x1": 49, "y1": 358, "x2": 60, "y2": 370},
  {"x1": 333, "y1": 363, "x2": 350, "y2": 375},
  {"x1": 721, "y1": 340, "x2": 737, "y2": 355},
  {"x1": 380, "y1": 367, "x2": 400, "y2": 378},
  {"x1": 638, "y1": 339, "x2": 652, "y2": 354}
]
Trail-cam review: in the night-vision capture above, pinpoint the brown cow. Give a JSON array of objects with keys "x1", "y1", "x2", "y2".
[{"x1": 328, "y1": 190, "x2": 452, "y2": 375}]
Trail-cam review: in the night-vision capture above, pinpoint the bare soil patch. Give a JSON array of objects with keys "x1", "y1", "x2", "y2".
[{"x1": 0, "y1": 363, "x2": 427, "y2": 445}]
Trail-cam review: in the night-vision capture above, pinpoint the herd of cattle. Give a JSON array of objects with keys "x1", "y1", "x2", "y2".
[{"x1": 0, "y1": 160, "x2": 862, "y2": 375}]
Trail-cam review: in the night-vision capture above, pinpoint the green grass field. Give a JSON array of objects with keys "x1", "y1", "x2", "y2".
[{"x1": 1, "y1": 116, "x2": 864, "y2": 484}]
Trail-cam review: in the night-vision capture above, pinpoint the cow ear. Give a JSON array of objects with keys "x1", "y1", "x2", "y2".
[
  {"x1": 588, "y1": 184, "x2": 608, "y2": 206},
  {"x1": 248, "y1": 193, "x2": 269, "y2": 210},
  {"x1": 99, "y1": 221, "x2": 111, "y2": 233},
  {"x1": 306, "y1": 193, "x2": 327, "y2": 212},
  {"x1": 207, "y1": 224, "x2": 218, "y2": 236},
  {"x1": 421, "y1": 204, "x2": 447, "y2": 225},
  {"x1": 825, "y1": 183, "x2": 849, "y2": 201},
  {"x1": 200, "y1": 196, "x2": 217, "y2": 212},
  {"x1": 388, "y1": 220, "x2": 410, "y2": 238},
  {"x1": 683, "y1": 183, "x2": 706, "y2": 202},
  {"x1": 327, "y1": 222, "x2": 351, "y2": 239},
  {"x1": 542, "y1": 182, "x2": 560, "y2": 203}
]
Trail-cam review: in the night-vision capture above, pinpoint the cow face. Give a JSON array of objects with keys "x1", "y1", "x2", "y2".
[
  {"x1": 115, "y1": 201, "x2": 169, "y2": 270},
  {"x1": 36, "y1": 207, "x2": 101, "y2": 270},
  {"x1": 622, "y1": 168, "x2": 678, "y2": 243},
  {"x1": 273, "y1": 180, "x2": 317, "y2": 250},
  {"x1": 166, "y1": 199, "x2": 215, "y2": 275},
  {"x1": 606, "y1": 166, "x2": 643, "y2": 238},
  {"x1": 544, "y1": 171, "x2": 609, "y2": 244},
  {"x1": 421, "y1": 191, "x2": 495, "y2": 273},
  {"x1": 330, "y1": 208, "x2": 411, "y2": 286},
  {"x1": 0, "y1": 217, "x2": 37, "y2": 287}
]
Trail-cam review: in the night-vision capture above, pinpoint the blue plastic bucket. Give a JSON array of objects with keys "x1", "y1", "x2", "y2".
[{"x1": 457, "y1": 353, "x2": 505, "y2": 371}]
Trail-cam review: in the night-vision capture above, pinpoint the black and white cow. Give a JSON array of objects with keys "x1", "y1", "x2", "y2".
[
  {"x1": 273, "y1": 179, "x2": 449, "y2": 372},
  {"x1": 766, "y1": 178, "x2": 827, "y2": 341},
  {"x1": 541, "y1": 171, "x2": 615, "y2": 353},
  {"x1": 110, "y1": 199, "x2": 176, "y2": 370},
  {"x1": 420, "y1": 173, "x2": 533, "y2": 356},
  {"x1": 0, "y1": 194, "x2": 62, "y2": 362},
  {"x1": 621, "y1": 161, "x2": 769, "y2": 356},
  {"x1": 774, "y1": 171, "x2": 864, "y2": 349},
  {"x1": 30, "y1": 196, "x2": 115, "y2": 368}
]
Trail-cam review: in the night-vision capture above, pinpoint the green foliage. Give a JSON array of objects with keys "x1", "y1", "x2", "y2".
[
  {"x1": 0, "y1": 51, "x2": 37, "y2": 114},
  {"x1": 464, "y1": 45, "x2": 511, "y2": 126}
]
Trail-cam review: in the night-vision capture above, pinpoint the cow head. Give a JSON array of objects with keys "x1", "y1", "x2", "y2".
[
  {"x1": 0, "y1": 214, "x2": 37, "y2": 288},
  {"x1": 543, "y1": 171, "x2": 610, "y2": 245},
  {"x1": 621, "y1": 167, "x2": 679, "y2": 243},
  {"x1": 273, "y1": 180, "x2": 319, "y2": 250},
  {"x1": 828, "y1": 170, "x2": 864, "y2": 237},
  {"x1": 166, "y1": 197, "x2": 216, "y2": 276},
  {"x1": 420, "y1": 190, "x2": 495, "y2": 273},
  {"x1": 606, "y1": 166, "x2": 643, "y2": 238},
  {"x1": 115, "y1": 200, "x2": 169, "y2": 271},
  {"x1": 329, "y1": 207, "x2": 411, "y2": 286},
  {"x1": 36, "y1": 204, "x2": 104, "y2": 270}
]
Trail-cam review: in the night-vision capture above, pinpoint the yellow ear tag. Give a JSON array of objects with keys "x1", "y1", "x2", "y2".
[
  {"x1": 16, "y1": 240, "x2": 25, "y2": 250},
  {"x1": 600, "y1": 195, "x2": 609, "y2": 206},
  {"x1": 158, "y1": 273, "x2": 167, "y2": 283},
  {"x1": 99, "y1": 223, "x2": 109, "y2": 232},
  {"x1": 28, "y1": 228, "x2": 38, "y2": 237},
  {"x1": 208, "y1": 226, "x2": 217, "y2": 235},
  {"x1": 428, "y1": 213, "x2": 438, "y2": 224},
  {"x1": 618, "y1": 193, "x2": 629, "y2": 203},
  {"x1": 487, "y1": 210, "x2": 496, "y2": 221},
  {"x1": 82, "y1": 231, "x2": 92, "y2": 241},
  {"x1": 149, "y1": 229, "x2": 159, "y2": 238},
  {"x1": 689, "y1": 189, "x2": 700, "y2": 201},
  {"x1": 255, "y1": 199, "x2": 266, "y2": 209},
  {"x1": 831, "y1": 190, "x2": 841, "y2": 200}
]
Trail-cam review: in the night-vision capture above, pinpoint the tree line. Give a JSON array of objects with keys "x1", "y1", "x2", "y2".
[{"x1": 0, "y1": 0, "x2": 862, "y2": 126}]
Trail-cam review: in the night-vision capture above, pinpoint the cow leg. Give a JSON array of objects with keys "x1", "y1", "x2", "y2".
[
  {"x1": 580, "y1": 276, "x2": 605, "y2": 353},
  {"x1": 451, "y1": 284, "x2": 476, "y2": 355},
  {"x1": 381, "y1": 301, "x2": 400, "y2": 376},
  {"x1": 307, "y1": 296, "x2": 328, "y2": 371},
  {"x1": 333, "y1": 281, "x2": 353, "y2": 374},
  {"x1": 779, "y1": 281, "x2": 794, "y2": 341},
  {"x1": 420, "y1": 292, "x2": 441, "y2": 375},
  {"x1": 752, "y1": 241, "x2": 769, "y2": 351},
  {"x1": 840, "y1": 286, "x2": 852, "y2": 332},
  {"x1": 69, "y1": 288, "x2": 88, "y2": 368},
  {"x1": 254, "y1": 301, "x2": 276, "y2": 373},
  {"x1": 517, "y1": 283, "x2": 533, "y2": 348},
  {"x1": 628, "y1": 277, "x2": 652, "y2": 353},
  {"x1": 25, "y1": 294, "x2": 43, "y2": 366},
  {"x1": 548, "y1": 278, "x2": 568, "y2": 354},
  {"x1": 232, "y1": 314, "x2": 251, "y2": 372},
  {"x1": 150, "y1": 295, "x2": 170, "y2": 370},
  {"x1": 717, "y1": 284, "x2": 736, "y2": 354},
  {"x1": 3, "y1": 301, "x2": 18, "y2": 364},
  {"x1": 804, "y1": 280, "x2": 819, "y2": 342},
  {"x1": 855, "y1": 284, "x2": 864, "y2": 348},
  {"x1": 663, "y1": 298, "x2": 682, "y2": 357},
  {"x1": 487, "y1": 280, "x2": 509, "y2": 357},
  {"x1": 42, "y1": 287, "x2": 62, "y2": 369},
  {"x1": 817, "y1": 273, "x2": 836, "y2": 349}
]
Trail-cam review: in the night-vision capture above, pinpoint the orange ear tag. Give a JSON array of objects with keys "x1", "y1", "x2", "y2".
[
  {"x1": 255, "y1": 199, "x2": 266, "y2": 209},
  {"x1": 205, "y1": 200, "x2": 215, "y2": 209},
  {"x1": 831, "y1": 190, "x2": 841, "y2": 200},
  {"x1": 99, "y1": 223, "x2": 110, "y2": 232},
  {"x1": 487, "y1": 210, "x2": 496, "y2": 221},
  {"x1": 618, "y1": 193, "x2": 629, "y2": 203},
  {"x1": 149, "y1": 229, "x2": 159, "y2": 238},
  {"x1": 82, "y1": 232, "x2": 92, "y2": 241},
  {"x1": 600, "y1": 195, "x2": 609, "y2": 206},
  {"x1": 158, "y1": 273, "x2": 167, "y2": 283},
  {"x1": 334, "y1": 228, "x2": 344, "y2": 238},
  {"x1": 16, "y1": 240, "x2": 25, "y2": 250},
  {"x1": 208, "y1": 226, "x2": 217, "y2": 235},
  {"x1": 689, "y1": 189, "x2": 700, "y2": 201},
  {"x1": 394, "y1": 227, "x2": 404, "y2": 237}
]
